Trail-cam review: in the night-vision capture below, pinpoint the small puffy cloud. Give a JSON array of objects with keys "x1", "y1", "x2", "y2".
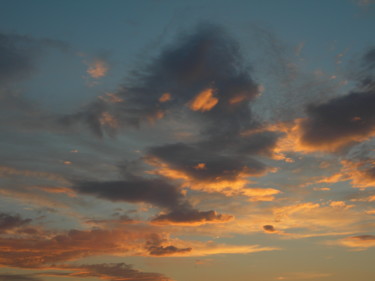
[
  {"x1": 263, "y1": 225, "x2": 277, "y2": 233},
  {"x1": 86, "y1": 57, "x2": 109, "y2": 79},
  {"x1": 188, "y1": 88, "x2": 218, "y2": 112}
]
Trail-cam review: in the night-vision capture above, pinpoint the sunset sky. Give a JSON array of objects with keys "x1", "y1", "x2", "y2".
[{"x1": 0, "y1": 1, "x2": 375, "y2": 281}]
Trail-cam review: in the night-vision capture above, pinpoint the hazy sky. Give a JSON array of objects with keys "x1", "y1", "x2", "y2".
[{"x1": 0, "y1": 1, "x2": 375, "y2": 281}]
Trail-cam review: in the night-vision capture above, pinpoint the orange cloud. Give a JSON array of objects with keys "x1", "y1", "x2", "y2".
[
  {"x1": 146, "y1": 156, "x2": 273, "y2": 197},
  {"x1": 336, "y1": 235, "x2": 375, "y2": 249},
  {"x1": 188, "y1": 88, "x2": 218, "y2": 112},
  {"x1": 99, "y1": 112, "x2": 119, "y2": 129},
  {"x1": 242, "y1": 188, "x2": 281, "y2": 202},
  {"x1": 159, "y1": 93, "x2": 171, "y2": 103},
  {"x1": 258, "y1": 116, "x2": 375, "y2": 155},
  {"x1": 317, "y1": 159, "x2": 375, "y2": 189},
  {"x1": 86, "y1": 59, "x2": 109, "y2": 78}
]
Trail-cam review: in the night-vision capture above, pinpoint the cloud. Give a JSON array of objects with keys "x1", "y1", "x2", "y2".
[
  {"x1": 0, "y1": 274, "x2": 42, "y2": 281},
  {"x1": 151, "y1": 209, "x2": 233, "y2": 226},
  {"x1": 0, "y1": 213, "x2": 32, "y2": 234},
  {"x1": 74, "y1": 177, "x2": 184, "y2": 210},
  {"x1": 63, "y1": 23, "x2": 260, "y2": 138},
  {"x1": 263, "y1": 225, "x2": 277, "y2": 233},
  {"x1": 0, "y1": 33, "x2": 38, "y2": 86},
  {"x1": 146, "y1": 142, "x2": 272, "y2": 196},
  {"x1": 297, "y1": 88, "x2": 375, "y2": 152},
  {"x1": 86, "y1": 57, "x2": 109, "y2": 79},
  {"x1": 145, "y1": 235, "x2": 192, "y2": 256},
  {"x1": 316, "y1": 159, "x2": 375, "y2": 189},
  {"x1": 336, "y1": 235, "x2": 375, "y2": 249},
  {"x1": 0, "y1": 227, "x2": 182, "y2": 268},
  {"x1": 73, "y1": 175, "x2": 232, "y2": 225},
  {"x1": 43, "y1": 263, "x2": 172, "y2": 281},
  {"x1": 0, "y1": 32, "x2": 68, "y2": 87}
]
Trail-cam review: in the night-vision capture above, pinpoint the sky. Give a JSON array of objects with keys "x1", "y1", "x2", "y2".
[{"x1": 0, "y1": 0, "x2": 375, "y2": 281}]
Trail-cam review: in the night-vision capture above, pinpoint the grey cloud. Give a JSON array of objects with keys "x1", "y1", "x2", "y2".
[
  {"x1": 299, "y1": 87, "x2": 375, "y2": 150},
  {"x1": 73, "y1": 176, "x2": 232, "y2": 225},
  {"x1": 152, "y1": 209, "x2": 233, "y2": 225},
  {"x1": 0, "y1": 32, "x2": 68, "y2": 87},
  {"x1": 148, "y1": 142, "x2": 268, "y2": 182},
  {"x1": 0, "y1": 213, "x2": 31, "y2": 234},
  {"x1": 351, "y1": 235, "x2": 375, "y2": 240},
  {"x1": 0, "y1": 274, "x2": 42, "y2": 281},
  {"x1": 263, "y1": 225, "x2": 276, "y2": 233},
  {"x1": 73, "y1": 177, "x2": 185, "y2": 210},
  {"x1": 145, "y1": 233, "x2": 192, "y2": 256},
  {"x1": 64, "y1": 23, "x2": 260, "y2": 138},
  {"x1": 147, "y1": 245, "x2": 192, "y2": 256}
]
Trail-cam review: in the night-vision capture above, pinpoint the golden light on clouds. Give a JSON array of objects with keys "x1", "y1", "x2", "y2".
[
  {"x1": 188, "y1": 88, "x2": 218, "y2": 112},
  {"x1": 159, "y1": 92, "x2": 172, "y2": 102},
  {"x1": 99, "y1": 112, "x2": 119, "y2": 129},
  {"x1": 86, "y1": 59, "x2": 109, "y2": 78}
]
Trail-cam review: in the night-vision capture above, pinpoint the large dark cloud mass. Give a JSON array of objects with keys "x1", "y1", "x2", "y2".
[
  {"x1": 299, "y1": 87, "x2": 375, "y2": 150},
  {"x1": 148, "y1": 142, "x2": 268, "y2": 182},
  {"x1": 74, "y1": 178, "x2": 184, "y2": 210},
  {"x1": 73, "y1": 176, "x2": 232, "y2": 225},
  {"x1": 63, "y1": 24, "x2": 261, "y2": 138},
  {"x1": 297, "y1": 47, "x2": 375, "y2": 151}
]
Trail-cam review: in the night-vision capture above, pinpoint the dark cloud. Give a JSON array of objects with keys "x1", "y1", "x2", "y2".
[
  {"x1": 263, "y1": 225, "x2": 276, "y2": 233},
  {"x1": 299, "y1": 87, "x2": 375, "y2": 151},
  {"x1": 73, "y1": 177, "x2": 185, "y2": 210},
  {"x1": 0, "y1": 274, "x2": 42, "y2": 281},
  {"x1": 351, "y1": 235, "x2": 375, "y2": 240},
  {"x1": 152, "y1": 209, "x2": 233, "y2": 225},
  {"x1": 0, "y1": 33, "x2": 38, "y2": 85},
  {"x1": 145, "y1": 233, "x2": 192, "y2": 256},
  {"x1": 148, "y1": 142, "x2": 268, "y2": 182},
  {"x1": 363, "y1": 48, "x2": 375, "y2": 70},
  {"x1": 63, "y1": 23, "x2": 260, "y2": 138},
  {"x1": 0, "y1": 213, "x2": 31, "y2": 234},
  {"x1": 73, "y1": 176, "x2": 232, "y2": 225},
  {"x1": 147, "y1": 245, "x2": 192, "y2": 256},
  {"x1": 0, "y1": 32, "x2": 68, "y2": 87}
]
